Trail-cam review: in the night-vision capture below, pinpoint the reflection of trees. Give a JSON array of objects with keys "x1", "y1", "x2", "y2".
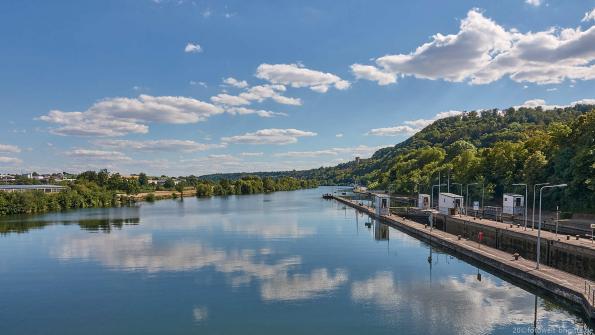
[{"x1": 0, "y1": 216, "x2": 140, "y2": 235}]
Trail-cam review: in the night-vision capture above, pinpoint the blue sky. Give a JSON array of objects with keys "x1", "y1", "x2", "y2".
[{"x1": 1, "y1": 0, "x2": 594, "y2": 176}]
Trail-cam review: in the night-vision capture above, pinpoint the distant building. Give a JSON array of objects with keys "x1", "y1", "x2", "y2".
[
  {"x1": 439, "y1": 192, "x2": 464, "y2": 215},
  {"x1": 0, "y1": 184, "x2": 67, "y2": 193},
  {"x1": 355, "y1": 157, "x2": 361, "y2": 164},
  {"x1": 418, "y1": 193, "x2": 431, "y2": 210},
  {"x1": 374, "y1": 194, "x2": 390, "y2": 216},
  {"x1": 503, "y1": 193, "x2": 524, "y2": 215}
]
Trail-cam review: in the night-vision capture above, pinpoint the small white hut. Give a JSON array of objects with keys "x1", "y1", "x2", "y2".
[
  {"x1": 439, "y1": 192, "x2": 464, "y2": 215},
  {"x1": 503, "y1": 193, "x2": 524, "y2": 215},
  {"x1": 374, "y1": 194, "x2": 390, "y2": 216},
  {"x1": 418, "y1": 194, "x2": 431, "y2": 210}
]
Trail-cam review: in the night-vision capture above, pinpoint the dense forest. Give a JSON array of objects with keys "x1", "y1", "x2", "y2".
[
  {"x1": 203, "y1": 105, "x2": 595, "y2": 212},
  {"x1": 0, "y1": 171, "x2": 317, "y2": 216}
]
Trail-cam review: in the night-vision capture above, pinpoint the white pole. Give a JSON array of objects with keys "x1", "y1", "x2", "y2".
[
  {"x1": 537, "y1": 184, "x2": 567, "y2": 270},
  {"x1": 532, "y1": 183, "x2": 549, "y2": 231},
  {"x1": 537, "y1": 187, "x2": 543, "y2": 269},
  {"x1": 524, "y1": 185, "x2": 528, "y2": 230}
]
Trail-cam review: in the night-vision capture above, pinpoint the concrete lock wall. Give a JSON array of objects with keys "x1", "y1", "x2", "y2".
[{"x1": 433, "y1": 214, "x2": 595, "y2": 281}]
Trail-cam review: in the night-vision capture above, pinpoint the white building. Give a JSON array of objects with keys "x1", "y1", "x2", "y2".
[
  {"x1": 439, "y1": 192, "x2": 464, "y2": 215},
  {"x1": 374, "y1": 194, "x2": 390, "y2": 216},
  {"x1": 418, "y1": 194, "x2": 430, "y2": 210},
  {"x1": 503, "y1": 193, "x2": 524, "y2": 215}
]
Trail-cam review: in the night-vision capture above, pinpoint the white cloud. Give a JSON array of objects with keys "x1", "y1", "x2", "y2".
[
  {"x1": 65, "y1": 149, "x2": 131, "y2": 161},
  {"x1": 221, "y1": 128, "x2": 317, "y2": 145},
  {"x1": 366, "y1": 125, "x2": 418, "y2": 137},
  {"x1": 353, "y1": 9, "x2": 595, "y2": 86},
  {"x1": 39, "y1": 95, "x2": 223, "y2": 137},
  {"x1": 351, "y1": 64, "x2": 397, "y2": 85},
  {"x1": 240, "y1": 152, "x2": 264, "y2": 157},
  {"x1": 335, "y1": 133, "x2": 343, "y2": 138},
  {"x1": 190, "y1": 80, "x2": 207, "y2": 87},
  {"x1": 525, "y1": 0, "x2": 542, "y2": 7},
  {"x1": 274, "y1": 145, "x2": 388, "y2": 158},
  {"x1": 514, "y1": 98, "x2": 595, "y2": 110},
  {"x1": 210, "y1": 93, "x2": 251, "y2": 106},
  {"x1": 0, "y1": 144, "x2": 21, "y2": 153},
  {"x1": 240, "y1": 84, "x2": 302, "y2": 106},
  {"x1": 368, "y1": 110, "x2": 463, "y2": 136},
  {"x1": 223, "y1": 77, "x2": 248, "y2": 88},
  {"x1": 226, "y1": 107, "x2": 287, "y2": 118},
  {"x1": 184, "y1": 42, "x2": 202, "y2": 53},
  {"x1": 261, "y1": 268, "x2": 348, "y2": 301},
  {"x1": 94, "y1": 139, "x2": 225, "y2": 152},
  {"x1": 192, "y1": 307, "x2": 208, "y2": 322},
  {"x1": 583, "y1": 9, "x2": 595, "y2": 22},
  {"x1": 256, "y1": 63, "x2": 350, "y2": 92},
  {"x1": 0, "y1": 156, "x2": 22, "y2": 165}
]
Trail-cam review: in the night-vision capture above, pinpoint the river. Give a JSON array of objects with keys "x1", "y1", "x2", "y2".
[{"x1": 0, "y1": 187, "x2": 592, "y2": 334}]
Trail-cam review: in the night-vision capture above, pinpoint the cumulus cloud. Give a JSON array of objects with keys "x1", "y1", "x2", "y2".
[
  {"x1": 261, "y1": 268, "x2": 348, "y2": 301},
  {"x1": 223, "y1": 77, "x2": 248, "y2": 88},
  {"x1": 0, "y1": 144, "x2": 21, "y2": 153},
  {"x1": 352, "y1": 9, "x2": 595, "y2": 86},
  {"x1": 211, "y1": 85, "x2": 301, "y2": 108},
  {"x1": 514, "y1": 97, "x2": 595, "y2": 110},
  {"x1": 65, "y1": 149, "x2": 131, "y2": 161},
  {"x1": 94, "y1": 139, "x2": 225, "y2": 152},
  {"x1": 240, "y1": 152, "x2": 264, "y2": 157},
  {"x1": 274, "y1": 145, "x2": 389, "y2": 158},
  {"x1": 0, "y1": 156, "x2": 22, "y2": 165},
  {"x1": 366, "y1": 125, "x2": 419, "y2": 137},
  {"x1": 367, "y1": 110, "x2": 463, "y2": 136},
  {"x1": 184, "y1": 42, "x2": 202, "y2": 53},
  {"x1": 39, "y1": 95, "x2": 224, "y2": 136},
  {"x1": 226, "y1": 107, "x2": 287, "y2": 118},
  {"x1": 583, "y1": 9, "x2": 595, "y2": 22},
  {"x1": 210, "y1": 93, "x2": 251, "y2": 106},
  {"x1": 525, "y1": 0, "x2": 542, "y2": 6},
  {"x1": 221, "y1": 128, "x2": 317, "y2": 145},
  {"x1": 256, "y1": 63, "x2": 350, "y2": 93},
  {"x1": 351, "y1": 64, "x2": 397, "y2": 85}
]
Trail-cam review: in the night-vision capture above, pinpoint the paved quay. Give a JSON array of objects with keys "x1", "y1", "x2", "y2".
[
  {"x1": 451, "y1": 213, "x2": 595, "y2": 250},
  {"x1": 332, "y1": 195, "x2": 595, "y2": 320}
]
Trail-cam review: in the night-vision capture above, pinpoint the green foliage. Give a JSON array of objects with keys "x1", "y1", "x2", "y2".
[
  {"x1": 202, "y1": 105, "x2": 595, "y2": 212},
  {"x1": 194, "y1": 176, "x2": 318, "y2": 197}
]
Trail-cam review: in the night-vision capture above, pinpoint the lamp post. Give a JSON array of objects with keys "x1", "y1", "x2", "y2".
[
  {"x1": 513, "y1": 183, "x2": 528, "y2": 230},
  {"x1": 431, "y1": 183, "x2": 447, "y2": 210},
  {"x1": 536, "y1": 184, "x2": 567, "y2": 270},
  {"x1": 532, "y1": 183, "x2": 550, "y2": 231},
  {"x1": 466, "y1": 183, "x2": 478, "y2": 215}
]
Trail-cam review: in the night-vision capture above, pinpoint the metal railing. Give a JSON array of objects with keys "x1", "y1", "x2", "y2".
[{"x1": 585, "y1": 281, "x2": 595, "y2": 305}]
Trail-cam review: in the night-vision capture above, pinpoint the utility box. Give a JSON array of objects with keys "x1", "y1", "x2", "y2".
[
  {"x1": 418, "y1": 194, "x2": 430, "y2": 210},
  {"x1": 439, "y1": 193, "x2": 464, "y2": 215},
  {"x1": 375, "y1": 194, "x2": 390, "y2": 216},
  {"x1": 503, "y1": 193, "x2": 524, "y2": 215}
]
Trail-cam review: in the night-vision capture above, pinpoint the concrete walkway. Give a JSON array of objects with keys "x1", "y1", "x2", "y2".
[
  {"x1": 451, "y1": 213, "x2": 595, "y2": 250},
  {"x1": 333, "y1": 195, "x2": 595, "y2": 320}
]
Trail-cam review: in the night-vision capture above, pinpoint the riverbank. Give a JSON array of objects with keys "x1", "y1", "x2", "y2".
[{"x1": 331, "y1": 194, "x2": 595, "y2": 320}]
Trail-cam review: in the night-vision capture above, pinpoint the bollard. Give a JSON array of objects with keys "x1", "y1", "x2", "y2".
[
  {"x1": 567, "y1": 235, "x2": 570, "y2": 240},
  {"x1": 510, "y1": 224, "x2": 513, "y2": 228},
  {"x1": 457, "y1": 235, "x2": 461, "y2": 240},
  {"x1": 576, "y1": 235, "x2": 580, "y2": 240},
  {"x1": 513, "y1": 253, "x2": 520, "y2": 260}
]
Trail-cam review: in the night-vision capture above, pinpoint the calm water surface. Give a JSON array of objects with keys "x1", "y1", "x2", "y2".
[{"x1": 0, "y1": 187, "x2": 593, "y2": 335}]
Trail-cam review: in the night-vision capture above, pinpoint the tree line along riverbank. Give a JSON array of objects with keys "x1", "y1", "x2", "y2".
[{"x1": 0, "y1": 172, "x2": 318, "y2": 216}]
